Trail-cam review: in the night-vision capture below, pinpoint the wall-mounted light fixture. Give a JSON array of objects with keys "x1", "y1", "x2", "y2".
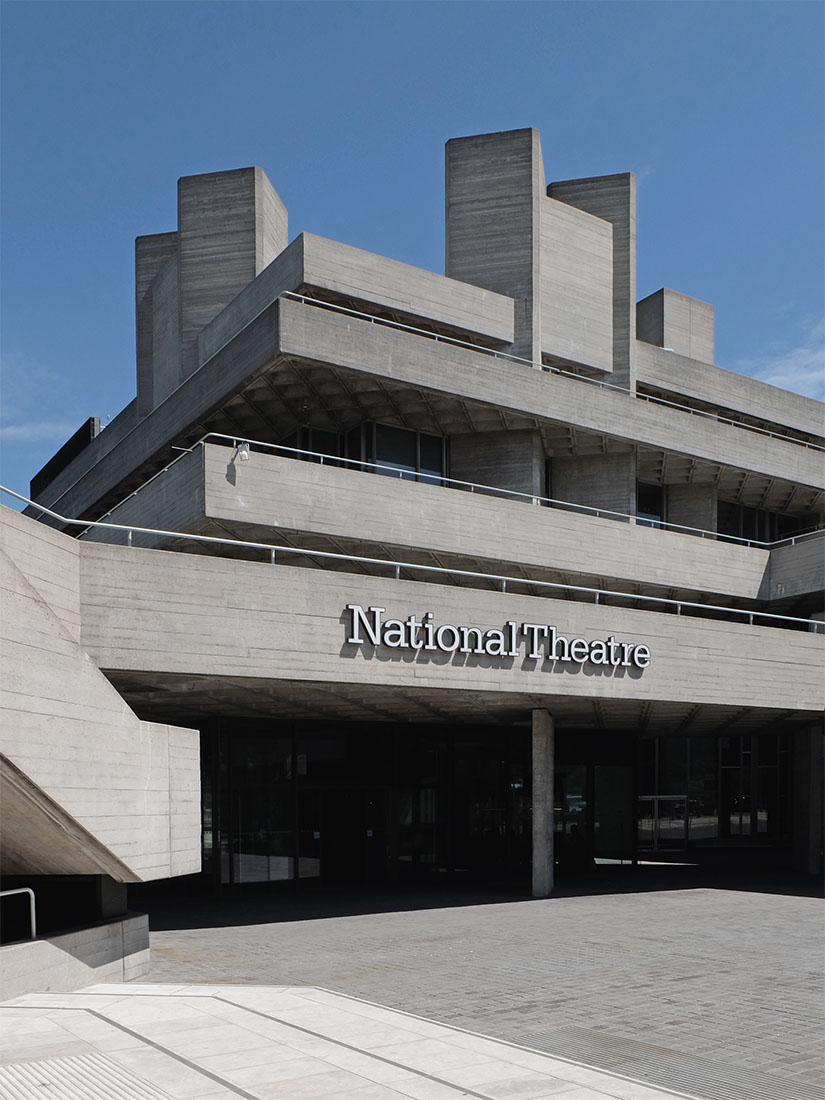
[{"x1": 238, "y1": 441, "x2": 250, "y2": 462}]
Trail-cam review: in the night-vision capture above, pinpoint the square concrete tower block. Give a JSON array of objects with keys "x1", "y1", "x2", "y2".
[
  {"x1": 136, "y1": 167, "x2": 287, "y2": 415},
  {"x1": 446, "y1": 130, "x2": 630, "y2": 383},
  {"x1": 637, "y1": 288, "x2": 715, "y2": 364}
]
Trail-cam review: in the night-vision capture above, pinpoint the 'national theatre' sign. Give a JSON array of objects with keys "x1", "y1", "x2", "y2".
[{"x1": 345, "y1": 604, "x2": 651, "y2": 669}]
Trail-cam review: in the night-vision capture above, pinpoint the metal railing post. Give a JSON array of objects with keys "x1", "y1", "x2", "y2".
[{"x1": 0, "y1": 888, "x2": 36, "y2": 939}]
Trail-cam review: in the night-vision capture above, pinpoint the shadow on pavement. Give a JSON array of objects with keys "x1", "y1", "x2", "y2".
[{"x1": 130, "y1": 861, "x2": 823, "y2": 931}]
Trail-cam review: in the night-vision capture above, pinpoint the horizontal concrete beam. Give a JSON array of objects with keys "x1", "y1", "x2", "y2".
[
  {"x1": 636, "y1": 340, "x2": 824, "y2": 440},
  {"x1": 198, "y1": 232, "x2": 515, "y2": 366},
  {"x1": 87, "y1": 443, "x2": 771, "y2": 602},
  {"x1": 278, "y1": 298, "x2": 824, "y2": 491},
  {"x1": 78, "y1": 541, "x2": 824, "y2": 713},
  {"x1": 33, "y1": 297, "x2": 824, "y2": 529}
]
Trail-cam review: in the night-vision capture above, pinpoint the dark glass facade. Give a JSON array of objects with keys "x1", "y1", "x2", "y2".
[
  {"x1": 200, "y1": 722, "x2": 796, "y2": 890},
  {"x1": 202, "y1": 720, "x2": 531, "y2": 888}
]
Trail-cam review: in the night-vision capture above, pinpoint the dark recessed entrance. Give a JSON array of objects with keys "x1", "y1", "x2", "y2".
[
  {"x1": 198, "y1": 720, "x2": 799, "y2": 893},
  {"x1": 202, "y1": 720, "x2": 532, "y2": 889}
]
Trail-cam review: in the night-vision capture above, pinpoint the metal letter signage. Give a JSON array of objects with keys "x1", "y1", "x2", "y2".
[{"x1": 344, "y1": 605, "x2": 651, "y2": 668}]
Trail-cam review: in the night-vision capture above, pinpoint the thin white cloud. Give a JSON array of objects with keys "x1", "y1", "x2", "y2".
[{"x1": 734, "y1": 318, "x2": 825, "y2": 402}]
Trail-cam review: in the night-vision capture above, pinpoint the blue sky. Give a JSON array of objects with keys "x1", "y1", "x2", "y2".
[{"x1": 1, "y1": 0, "x2": 823, "y2": 502}]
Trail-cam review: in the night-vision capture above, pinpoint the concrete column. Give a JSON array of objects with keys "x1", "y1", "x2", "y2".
[
  {"x1": 450, "y1": 429, "x2": 545, "y2": 498},
  {"x1": 532, "y1": 708, "x2": 555, "y2": 897},
  {"x1": 793, "y1": 723, "x2": 824, "y2": 875},
  {"x1": 551, "y1": 451, "x2": 636, "y2": 516},
  {"x1": 667, "y1": 483, "x2": 717, "y2": 534}
]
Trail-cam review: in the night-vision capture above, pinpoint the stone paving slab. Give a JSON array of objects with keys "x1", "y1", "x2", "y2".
[
  {"x1": 0, "y1": 984, "x2": 696, "y2": 1100},
  {"x1": 136, "y1": 880, "x2": 825, "y2": 1100}
]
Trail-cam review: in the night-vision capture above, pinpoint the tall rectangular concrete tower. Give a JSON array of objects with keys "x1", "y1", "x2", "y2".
[{"x1": 136, "y1": 167, "x2": 287, "y2": 416}]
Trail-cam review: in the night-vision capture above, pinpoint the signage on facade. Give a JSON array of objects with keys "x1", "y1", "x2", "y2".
[{"x1": 345, "y1": 605, "x2": 651, "y2": 668}]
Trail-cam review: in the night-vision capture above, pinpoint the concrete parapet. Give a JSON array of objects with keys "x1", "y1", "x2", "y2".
[
  {"x1": 198, "y1": 232, "x2": 516, "y2": 368},
  {"x1": 765, "y1": 534, "x2": 825, "y2": 601},
  {"x1": 635, "y1": 340, "x2": 824, "y2": 438},
  {"x1": 0, "y1": 914, "x2": 149, "y2": 1000},
  {"x1": 78, "y1": 540, "x2": 825, "y2": 714}
]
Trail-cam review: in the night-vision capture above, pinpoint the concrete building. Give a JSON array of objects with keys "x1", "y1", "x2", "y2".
[{"x1": 2, "y1": 128, "x2": 823, "y2": 987}]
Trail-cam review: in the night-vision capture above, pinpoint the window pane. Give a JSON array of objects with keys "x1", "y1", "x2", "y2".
[
  {"x1": 419, "y1": 433, "x2": 443, "y2": 476},
  {"x1": 717, "y1": 501, "x2": 740, "y2": 539},
  {"x1": 637, "y1": 482, "x2": 664, "y2": 527},
  {"x1": 310, "y1": 429, "x2": 339, "y2": 460},
  {"x1": 375, "y1": 424, "x2": 416, "y2": 478}
]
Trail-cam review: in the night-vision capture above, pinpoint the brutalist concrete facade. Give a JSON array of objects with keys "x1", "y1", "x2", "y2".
[{"x1": 3, "y1": 129, "x2": 823, "y2": 944}]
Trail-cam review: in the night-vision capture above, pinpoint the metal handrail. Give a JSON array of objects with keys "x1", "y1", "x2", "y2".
[
  {"x1": 0, "y1": 888, "x2": 36, "y2": 939},
  {"x1": 86, "y1": 432, "x2": 825, "y2": 550},
  {"x1": 281, "y1": 292, "x2": 825, "y2": 452},
  {"x1": 2, "y1": 485, "x2": 821, "y2": 631}
]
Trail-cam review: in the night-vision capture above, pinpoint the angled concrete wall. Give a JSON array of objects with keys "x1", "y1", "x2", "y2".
[
  {"x1": 0, "y1": 914, "x2": 149, "y2": 1000},
  {"x1": 0, "y1": 506, "x2": 200, "y2": 881},
  {"x1": 540, "y1": 195, "x2": 613, "y2": 372},
  {"x1": 765, "y1": 534, "x2": 825, "y2": 600}
]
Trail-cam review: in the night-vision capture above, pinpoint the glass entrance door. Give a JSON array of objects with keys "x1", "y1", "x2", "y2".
[
  {"x1": 594, "y1": 766, "x2": 634, "y2": 861},
  {"x1": 637, "y1": 795, "x2": 689, "y2": 852},
  {"x1": 299, "y1": 788, "x2": 388, "y2": 884}
]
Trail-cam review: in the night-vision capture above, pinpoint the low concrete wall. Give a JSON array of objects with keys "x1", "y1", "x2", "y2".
[{"x1": 0, "y1": 914, "x2": 149, "y2": 1001}]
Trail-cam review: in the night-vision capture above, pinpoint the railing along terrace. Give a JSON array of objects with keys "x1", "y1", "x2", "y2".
[
  {"x1": 89, "y1": 432, "x2": 825, "y2": 552},
  {"x1": 280, "y1": 293, "x2": 825, "y2": 453},
  {"x1": 3, "y1": 485, "x2": 822, "y2": 634}
]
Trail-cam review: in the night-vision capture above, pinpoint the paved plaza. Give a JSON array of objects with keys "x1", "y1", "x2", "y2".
[
  {"x1": 2, "y1": 871, "x2": 823, "y2": 1100},
  {"x1": 135, "y1": 870, "x2": 824, "y2": 1100}
]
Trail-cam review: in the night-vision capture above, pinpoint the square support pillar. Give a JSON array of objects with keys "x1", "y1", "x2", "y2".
[
  {"x1": 793, "y1": 723, "x2": 825, "y2": 875},
  {"x1": 532, "y1": 708, "x2": 555, "y2": 897}
]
